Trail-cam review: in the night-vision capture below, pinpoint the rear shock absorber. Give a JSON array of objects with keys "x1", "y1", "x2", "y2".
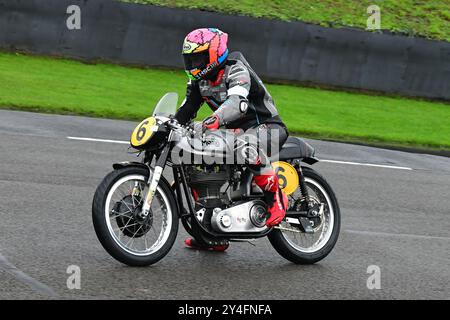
[{"x1": 293, "y1": 160, "x2": 310, "y2": 210}]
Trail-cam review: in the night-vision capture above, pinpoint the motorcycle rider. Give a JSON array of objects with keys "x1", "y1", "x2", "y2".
[{"x1": 175, "y1": 28, "x2": 289, "y2": 251}]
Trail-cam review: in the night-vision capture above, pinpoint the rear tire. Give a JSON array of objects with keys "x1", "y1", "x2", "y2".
[
  {"x1": 92, "y1": 166, "x2": 179, "y2": 266},
  {"x1": 268, "y1": 166, "x2": 340, "y2": 264}
]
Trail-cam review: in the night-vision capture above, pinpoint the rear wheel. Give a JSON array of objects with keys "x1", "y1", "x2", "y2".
[
  {"x1": 92, "y1": 166, "x2": 178, "y2": 266},
  {"x1": 268, "y1": 166, "x2": 340, "y2": 264}
]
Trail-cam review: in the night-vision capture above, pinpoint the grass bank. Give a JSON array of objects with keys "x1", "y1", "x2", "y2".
[
  {"x1": 122, "y1": 0, "x2": 450, "y2": 41},
  {"x1": 1, "y1": 52, "x2": 449, "y2": 151}
]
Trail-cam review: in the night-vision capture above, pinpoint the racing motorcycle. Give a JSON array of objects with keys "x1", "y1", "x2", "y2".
[{"x1": 92, "y1": 93, "x2": 340, "y2": 266}]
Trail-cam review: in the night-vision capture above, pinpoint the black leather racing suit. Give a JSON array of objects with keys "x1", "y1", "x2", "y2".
[{"x1": 175, "y1": 51, "x2": 288, "y2": 171}]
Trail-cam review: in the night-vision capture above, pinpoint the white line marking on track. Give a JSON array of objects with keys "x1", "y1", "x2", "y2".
[
  {"x1": 67, "y1": 136, "x2": 129, "y2": 145},
  {"x1": 320, "y1": 159, "x2": 412, "y2": 170},
  {"x1": 66, "y1": 136, "x2": 413, "y2": 171},
  {"x1": 0, "y1": 252, "x2": 58, "y2": 297},
  {"x1": 345, "y1": 229, "x2": 450, "y2": 241}
]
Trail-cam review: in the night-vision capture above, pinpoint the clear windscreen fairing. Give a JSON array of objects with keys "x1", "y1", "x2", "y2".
[{"x1": 152, "y1": 92, "x2": 179, "y2": 118}]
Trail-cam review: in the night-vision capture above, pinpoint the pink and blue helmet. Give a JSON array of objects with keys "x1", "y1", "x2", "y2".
[{"x1": 182, "y1": 28, "x2": 229, "y2": 80}]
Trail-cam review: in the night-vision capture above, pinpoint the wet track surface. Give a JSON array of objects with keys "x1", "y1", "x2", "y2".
[{"x1": 0, "y1": 110, "x2": 449, "y2": 299}]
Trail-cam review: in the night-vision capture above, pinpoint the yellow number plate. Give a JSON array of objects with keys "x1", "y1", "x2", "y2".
[
  {"x1": 271, "y1": 161, "x2": 299, "y2": 195},
  {"x1": 130, "y1": 117, "x2": 157, "y2": 147}
]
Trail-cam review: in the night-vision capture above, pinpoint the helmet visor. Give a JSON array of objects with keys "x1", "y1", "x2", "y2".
[{"x1": 183, "y1": 51, "x2": 210, "y2": 71}]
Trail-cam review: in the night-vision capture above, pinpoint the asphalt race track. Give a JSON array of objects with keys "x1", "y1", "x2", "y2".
[{"x1": 0, "y1": 109, "x2": 449, "y2": 300}]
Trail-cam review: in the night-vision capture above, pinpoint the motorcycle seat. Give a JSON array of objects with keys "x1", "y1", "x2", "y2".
[{"x1": 274, "y1": 137, "x2": 317, "y2": 163}]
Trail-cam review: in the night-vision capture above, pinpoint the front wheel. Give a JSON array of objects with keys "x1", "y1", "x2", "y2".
[
  {"x1": 268, "y1": 166, "x2": 340, "y2": 264},
  {"x1": 92, "y1": 166, "x2": 178, "y2": 266}
]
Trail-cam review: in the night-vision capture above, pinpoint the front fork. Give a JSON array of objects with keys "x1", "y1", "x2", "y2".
[{"x1": 140, "y1": 144, "x2": 171, "y2": 217}]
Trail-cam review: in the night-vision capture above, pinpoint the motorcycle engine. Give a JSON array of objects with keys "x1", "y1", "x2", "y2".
[
  {"x1": 188, "y1": 165, "x2": 229, "y2": 208},
  {"x1": 188, "y1": 166, "x2": 269, "y2": 233}
]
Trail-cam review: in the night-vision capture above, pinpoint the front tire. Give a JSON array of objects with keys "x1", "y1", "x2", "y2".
[
  {"x1": 92, "y1": 166, "x2": 179, "y2": 266},
  {"x1": 268, "y1": 166, "x2": 340, "y2": 264}
]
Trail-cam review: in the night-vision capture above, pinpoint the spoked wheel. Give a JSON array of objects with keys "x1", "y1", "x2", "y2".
[
  {"x1": 92, "y1": 166, "x2": 178, "y2": 266},
  {"x1": 268, "y1": 166, "x2": 340, "y2": 264},
  {"x1": 113, "y1": 194, "x2": 152, "y2": 238}
]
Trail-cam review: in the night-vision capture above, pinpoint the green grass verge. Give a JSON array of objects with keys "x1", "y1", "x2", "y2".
[
  {"x1": 1, "y1": 51, "x2": 449, "y2": 151},
  {"x1": 121, "y1": 0, "x2": 450, "y2": 42}
]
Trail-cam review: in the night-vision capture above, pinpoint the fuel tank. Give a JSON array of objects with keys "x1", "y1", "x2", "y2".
[{"x1": 171, "y1": 129, "x2": 235, "y2": 165}]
